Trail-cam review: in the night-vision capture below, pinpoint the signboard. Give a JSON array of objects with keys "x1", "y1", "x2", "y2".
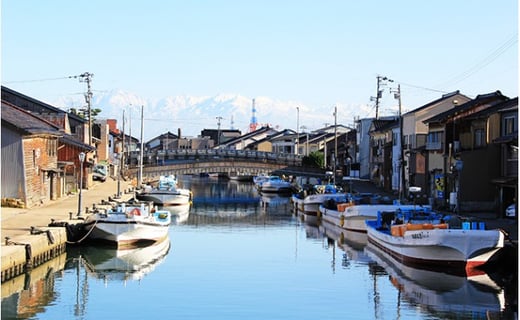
[{"x1": 434, "y1": 173, "x2": 444, "y2": 198}]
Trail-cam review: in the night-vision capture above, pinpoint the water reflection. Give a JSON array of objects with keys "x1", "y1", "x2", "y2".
[
  {"x1": 2, "y1": 175, "x2": 516, "y2": 319},
  {"x1": 365, "y1": 241, "x2": 507, "y2": 318},
  {"x1": 1, "y1": 253, "x2": 67, "y2": 319},
  {"x1": 184, "y1": 176, "x2": 295, "y2": 226},
  {"x1": 162, "y1": 204, "x2": 191, "y2": 225},
  {"x1": 319, "y1": 219, "x2": 372, "y2": 265},
  {"x1": 67, "y1": 237, "x2": 171, "y2": 283}
]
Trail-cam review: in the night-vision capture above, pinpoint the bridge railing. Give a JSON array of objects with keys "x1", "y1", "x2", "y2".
[{"x1": 127, "y1": 149, "x2": 303, "y2": 167}]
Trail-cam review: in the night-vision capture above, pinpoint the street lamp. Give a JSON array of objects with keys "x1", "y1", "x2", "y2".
[{"x1": 77, "y1": 152, "x2": 85, "y2": 216}]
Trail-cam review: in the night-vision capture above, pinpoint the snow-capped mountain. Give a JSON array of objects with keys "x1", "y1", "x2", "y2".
[{"x1": 54, "y1": 89, "x2": 376, "y2": 140}]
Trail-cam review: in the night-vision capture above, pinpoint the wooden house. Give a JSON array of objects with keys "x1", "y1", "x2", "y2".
[
  {"x1": 423, "y1": 91, "x2": 511, "y2": 212},
  {"x1": 1, "y1": 102, "x2": 63, "y2": 207},
  {"x1": 1, "y1": 86, "x2": 95, "y2": 197}
]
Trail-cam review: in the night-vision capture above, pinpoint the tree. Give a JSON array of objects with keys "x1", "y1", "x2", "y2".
[
  {"x1": 69, "y1": 107, "x2": 102, "y2": 120},
  {"x1": 302, "y1": 151, "x2": 324, "y2": 168}
]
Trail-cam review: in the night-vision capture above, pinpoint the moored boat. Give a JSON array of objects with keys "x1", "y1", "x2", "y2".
[
  {"x1": 229, "y1": 171, "x2": 253, "y2": 182},
  {"x1": 136, "y1": 175, "x2": 191, "y2": 206},
  {"x1": 83, "y1": 201, "x2": 171, "y2": 248},
  {"x1": 319, "y1": 202, "x2": 431, "y2": 233},
  {"x1": 365, "y1": 210, "x2": 506, "y2": 275},
  {"x1": 258, "y1": 175, "x2": 294, "y2": 194}
]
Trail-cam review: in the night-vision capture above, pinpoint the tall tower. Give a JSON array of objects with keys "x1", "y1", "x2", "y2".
[{"x1": 249, "y1": 98, "x2": 258, "y2": 132}]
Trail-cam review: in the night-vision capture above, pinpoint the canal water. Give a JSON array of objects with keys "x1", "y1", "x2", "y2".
[{"x1": 1, "y1": 175, "x2": 517, "y2": 319}]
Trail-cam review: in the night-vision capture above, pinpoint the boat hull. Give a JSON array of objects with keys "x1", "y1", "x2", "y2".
[
  {"x1": 302, "y1": 194, "x2": 347, "y2": 214},
  {"x1": 136, "y1": 189, "x2": 191, "y2": 206},
  {"x1": 365, "y1": 220, "x2": 505, "y2": 275},
  {"x1": 84, "y1": 211, "x2": 171, "y2": 248},
  {"x1": 320, "y1": 204, "x2": 428, "y2": 233}
]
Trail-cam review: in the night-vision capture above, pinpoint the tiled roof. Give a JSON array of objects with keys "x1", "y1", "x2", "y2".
[
  {"x1": 424, "y1": 91, "x2": 509, "y2": 124},
  {"x1": 1, "y1": 101, "x2": 62, "y2": 136}
]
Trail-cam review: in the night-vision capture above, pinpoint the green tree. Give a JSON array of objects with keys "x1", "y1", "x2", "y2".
[
  {"x1": 302, "y1": 151, "x2": 324, "y2": 168},
  {"x1": 69, "y1": 107, "x2": 102, "y2": 120}
]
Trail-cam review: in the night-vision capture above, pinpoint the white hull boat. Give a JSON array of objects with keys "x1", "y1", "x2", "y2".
[
  {"x1": 319, "y1": 203, "x2": 430, "y2": 233},
  {"x1": 137, "y1": 175, "x2": 191, "y2": 206},
  {"x1": 302, "y1": 193, "x2": 347, "y2": 218},
  {"x1": 137, "y1": 188, "x2": 191, "y2": 206},
  {"x1": 257, "y1": 175, "x2": 294, "y2": 193},
  {"x1": 365, "y1": 218, "x2": 506, "y2": 274},
  {"x1": 84, "y1": 201, "x2": 171, "y2": 247}
]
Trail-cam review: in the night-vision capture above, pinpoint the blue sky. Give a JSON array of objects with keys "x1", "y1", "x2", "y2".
[{"x1": 2, "y1": 1, "x2": 518, "y2": 132}]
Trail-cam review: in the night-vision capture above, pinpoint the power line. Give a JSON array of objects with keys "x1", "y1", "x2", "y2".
[
  {"x1": 3, "y1": 74, "x2": 83, "y2": 84},
  {"x1": 435, "y1": 33, "x2": 518, "y2": 89}
]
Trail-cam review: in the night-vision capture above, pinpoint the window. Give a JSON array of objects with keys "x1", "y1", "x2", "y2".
[
  {"x1": 474, "y1": 128, "x2": 485, "y2": 147},
  {"x1": 504, "y1": 116, "x2": 516, "y2": 135},
  {"x1": 47, "y1": 139, "x2": 56, "y2": 157},
  {"x1": 427, "y1": 132, "x2": 442, "y2": 143},
  {"x1": 426, "y1": 131, "x2": 443, "y2": 150}
]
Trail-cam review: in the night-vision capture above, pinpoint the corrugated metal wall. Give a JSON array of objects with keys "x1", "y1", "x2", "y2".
[{"x1": 1, "y1": 127, "x2": 25, "y2": 201}]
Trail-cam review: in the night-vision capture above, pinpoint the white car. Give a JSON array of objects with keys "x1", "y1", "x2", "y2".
[{"x1": 505, "y1": 203, "x2": 516, "y2": 218}]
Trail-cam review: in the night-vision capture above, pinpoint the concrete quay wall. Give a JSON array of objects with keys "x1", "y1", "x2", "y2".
[{"x1": 1, "y1": 227, "x2": 66, "y2": 282}]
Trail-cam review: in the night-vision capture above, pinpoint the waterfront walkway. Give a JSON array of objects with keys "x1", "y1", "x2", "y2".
[{"x1": 1, "y1": 178, "x2": 134, "y2": 239}]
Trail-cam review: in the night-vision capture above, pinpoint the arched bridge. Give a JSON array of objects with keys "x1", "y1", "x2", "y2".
[{"x1": 125, "y1": 149, "x2": 324, "y2": 180}]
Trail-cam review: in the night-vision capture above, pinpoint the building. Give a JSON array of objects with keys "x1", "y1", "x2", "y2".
[{"x1": 423, "y1": 91, "x2": 511, "y2": 212}]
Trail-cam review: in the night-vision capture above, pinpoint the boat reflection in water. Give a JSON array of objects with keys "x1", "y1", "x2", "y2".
[
  {"x1": 319, "y1": 219, "x2": 372, "y2": 265},
  {"x1": 259, "y1": 193, "x2": 292, "y2": 214},
  {"x1": 68, "y1": 237, "x2": 171, "y2": 284},
  {"x1": 365, "y1": 241, "x2": 508, "y2": 318},
  {"x1": 162, "y1": 204, "x2": 191, "y2": 225}
]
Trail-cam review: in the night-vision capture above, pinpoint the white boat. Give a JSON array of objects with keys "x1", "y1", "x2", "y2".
[
  {"x1": 292, "y1": 184, "x2": 343, "y2": 212},
  {"x1": 136, "y1": 175, "x2": 192, "y2": 206},
  {"x1": 365, "y1": 241, "x2": 505, "y2": 315},
  {"x1": 83, "y1": 201, "x2": 171, "y2": 247},
  {"x1": 228, "y1": 171, "x2": 253, "y2": 182},
  {"x1": 253, "y1": 173, "x2": 269, "y2": 186},
  {"x1": 78, "y1": 237, "x2": 171, "y2": 282},
  {"x1": 365, "y1": 212, "x2": 506, "y2": 274},
  {"x1": 301, "y1": 185, "x2": 346, "y2": 221},
  {"x1": 319, "y1": 202, "x2": 431, "y2": 233},
  {"x1": 258, "y1": 175, "x2": 294, "y2": 193}
]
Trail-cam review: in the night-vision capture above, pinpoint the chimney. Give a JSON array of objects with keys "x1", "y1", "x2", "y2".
[{"x1": 178, "y1": 128, "x2": 181, "y2": 139}]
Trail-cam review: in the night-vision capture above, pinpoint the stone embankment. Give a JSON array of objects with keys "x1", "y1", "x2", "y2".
[{"x1": 1, "y1": 178, "x2": 134, "y2": 282}]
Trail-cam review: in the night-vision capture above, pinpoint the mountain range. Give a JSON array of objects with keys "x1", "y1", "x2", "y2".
[{"x1": 54, "y1": 89, "x2": 379, "y2": 141}]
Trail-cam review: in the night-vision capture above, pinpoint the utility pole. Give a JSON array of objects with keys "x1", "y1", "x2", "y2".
[
  {"x1": 138, "y1": 105, "x2": 144, "y2": 188},
  {"x1": 394, "y1": 84, "x2": 404, "y2": 201},
  {"x1": 375, "y1": 76, "x2": 382, "y2": 119},
  {"x1": 78, "y1": 72, "x2": 93, "y2": 146},
  {"x1": 372, "y1": 75, "x2": 393, "y2": 120},
  {"x1": 216, "y1": 116, "x2": 223, "y2": 146},
  {"x1": 119, "y1": 109, "x2": 126, "y2": 188},
  {"x1": 333, "y1": 106, "x2": 337, "y2": 185}
]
